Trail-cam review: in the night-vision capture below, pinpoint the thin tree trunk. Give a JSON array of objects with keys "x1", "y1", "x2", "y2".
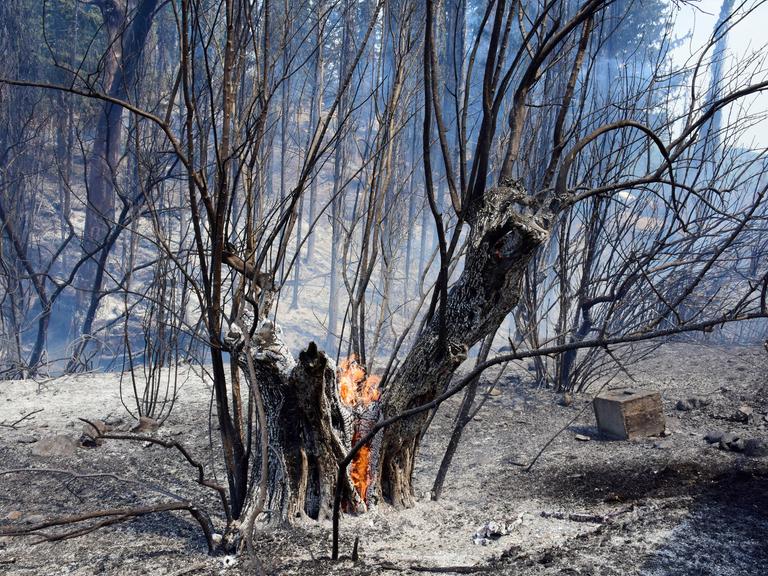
[
  {"x1": 71, "y1": 0, "x2": 159, "y2": 371},
  {"x1": 431, "y1": 327, "x2": 496, "y2": 501},
  {"x1": 305, "y1": 1, "x2": 324, "y2": 263},
  {"x1": 404, "y1": 117, "x2": 419, "y2": 301},
  {"x1": 326, "y1": 0, "x2": 353, "y2": 353}
]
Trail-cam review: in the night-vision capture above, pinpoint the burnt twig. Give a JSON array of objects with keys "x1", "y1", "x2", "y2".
[
  {"x1": 0, "y1": 502, "x2": 215, "y2": 551},
  {"x1": 79, "y1": 418, "x2": 231, "y2": 522},
  {"x1": 0, "y1": 408, "x2": 43, "y2": 429}
]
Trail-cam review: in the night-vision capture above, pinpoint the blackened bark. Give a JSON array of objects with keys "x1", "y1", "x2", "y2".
[
  {"x1": 379, "y1": 181, "x2": 552, "y2": 507},
  {"x1": 283, "y1": 343, "x2": 360, "y2": 519},
  {"x1": 232, "y1": 325, "x2": 362, "y2": 520}
]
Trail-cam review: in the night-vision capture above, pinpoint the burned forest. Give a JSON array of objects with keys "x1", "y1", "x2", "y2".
[{"x1": 1, "y1": 0, "x2": 768, "y2": 574}]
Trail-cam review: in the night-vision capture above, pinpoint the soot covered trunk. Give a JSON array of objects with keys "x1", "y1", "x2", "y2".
[
  {"x1": 230, "y1": 322, "x2": 381, "y2": 520},
  {"x1": 377, "y1": 181, "x2": 553, "y2": 507}
]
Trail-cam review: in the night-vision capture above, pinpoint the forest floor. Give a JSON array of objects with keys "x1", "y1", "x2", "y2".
[{"x1": 0, "y1": 342, "x2": 767, "y2": 575}]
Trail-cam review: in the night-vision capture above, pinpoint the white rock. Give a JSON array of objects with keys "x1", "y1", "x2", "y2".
[{"x1": 31, "y1": 435, "x2": 78, "y2": 457}]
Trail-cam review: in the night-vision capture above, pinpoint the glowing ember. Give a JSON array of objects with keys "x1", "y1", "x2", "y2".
[{"x1": 337, "y1": 355, "x2": 381, "y2": 503}]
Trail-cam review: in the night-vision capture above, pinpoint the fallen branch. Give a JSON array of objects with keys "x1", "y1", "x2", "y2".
[
  {"x1": 0, "y1": 468, "x2": 194, "y2": 504},
  {"x1": 540, "y1": 511, "x2": 605, "y2": 523},
  {"x1": 540, "y1": 505, "x2": 636, "y2": 524},
  {"x1": 0, "y1": 409, "x2": 43, "y2": 429},
  {"x1": 0, "y1": 502, "x2": 216, "y2": 551},
  {"x1": 80, "y1": 418, "x2": 231, "y2": 522}
]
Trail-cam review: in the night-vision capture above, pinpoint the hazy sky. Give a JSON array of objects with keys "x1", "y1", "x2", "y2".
[{"x1": 672, "y1": 0, "x2": 768, "y2": 146}]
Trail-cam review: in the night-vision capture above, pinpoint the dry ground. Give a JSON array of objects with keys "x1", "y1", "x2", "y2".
[{"x1": 0, "y1": 343, "x2": 767, "y2": 575}]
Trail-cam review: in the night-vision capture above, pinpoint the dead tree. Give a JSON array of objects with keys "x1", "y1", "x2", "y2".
[{"x1": 2, "y1": 0, "x2": 768, "y2": 561}]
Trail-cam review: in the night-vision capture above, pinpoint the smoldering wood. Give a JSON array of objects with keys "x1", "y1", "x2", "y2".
[{"x1": 228, "y1": 321, "x2": 376, "y2": 520}]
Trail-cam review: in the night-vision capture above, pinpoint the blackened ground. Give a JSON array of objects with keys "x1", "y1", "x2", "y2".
[{"x1": 0, "y1": 343, "x2": 766, "y2": 575}]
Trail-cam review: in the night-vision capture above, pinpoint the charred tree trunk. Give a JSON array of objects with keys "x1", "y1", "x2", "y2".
[
  {"x1": 231, "y1": 323, "x2": 367, "y2": 521},
  {"x1": 379, "y1": 181, "x2": 552, "y2": 507}
]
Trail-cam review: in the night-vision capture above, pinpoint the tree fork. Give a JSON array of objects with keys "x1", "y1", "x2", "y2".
[{"x1": 378, "y1": 181, "x2": 552, "y2": 507}]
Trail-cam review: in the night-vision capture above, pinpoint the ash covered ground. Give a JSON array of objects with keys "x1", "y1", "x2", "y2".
[{"x1": 1, "y1": 343, "x2": 767, "y2": 575}]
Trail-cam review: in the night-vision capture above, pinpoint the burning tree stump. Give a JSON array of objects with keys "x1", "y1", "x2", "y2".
[
  {"x1": 229, "y1": 181, "x2": 553, "y2": 516},
  {"x1": 337, "y1": 356, "x2": 382, "y2": 508},
  {"x1": 229, "y1": 321, "x2": 381, "y2": 521}
]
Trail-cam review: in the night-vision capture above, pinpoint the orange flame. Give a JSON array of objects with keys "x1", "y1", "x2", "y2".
[
  {"x1": 338, "y1": 355, "x2": 380, "y2": 408},
  {"x1": 351, "y1": 441, "x2": 372, "y2": 502},
  {"x1": 337, "y1": 355, "x2": 381, "y2": 503}
]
